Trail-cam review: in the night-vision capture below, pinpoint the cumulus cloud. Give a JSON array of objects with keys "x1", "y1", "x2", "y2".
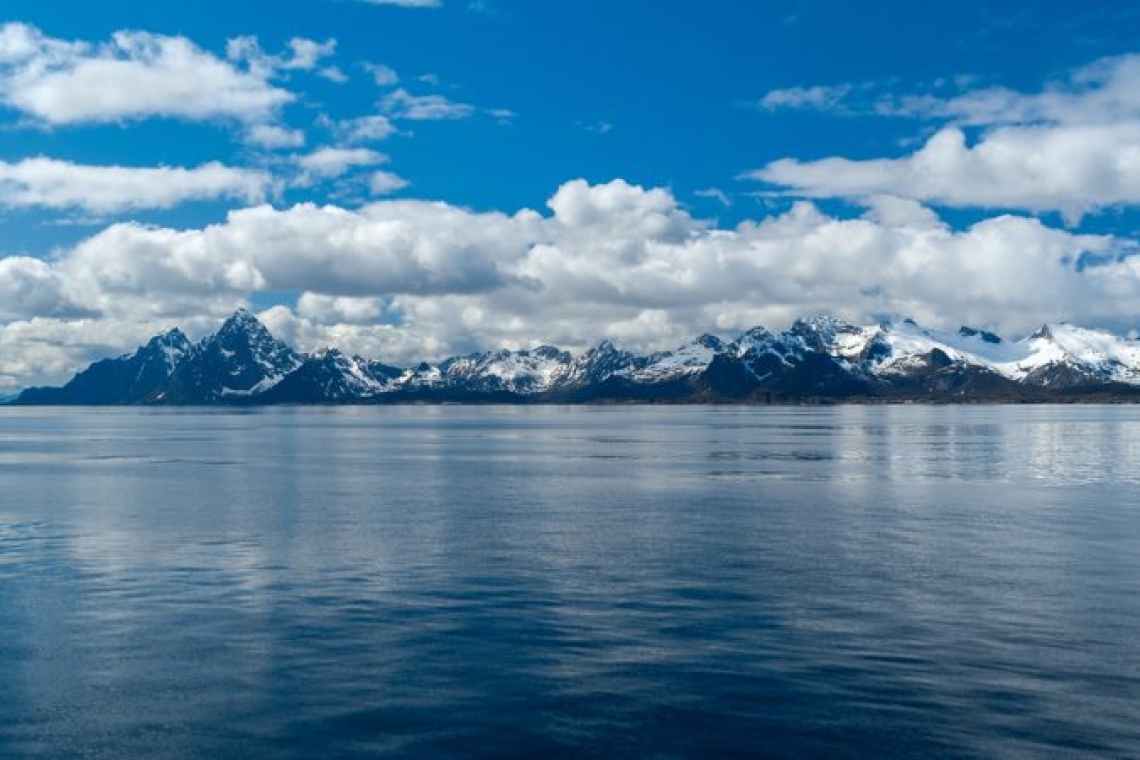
[
  {"x1": 3, "y1": 179, "x2": 1138, "y2": 390},
  {"x1": 0, "y1": 257, "x2": 91, "y2": 320},
  {"x1": 886, "y1": 53, "x2": 1140, "y2": 127},
  {"x1": 369, "y1": 171, "x2": 408, "y2": 195},
  {"x1": 382, "y1": 88, "x2": 474, "y2": 120},
  {"x1": 0, "y1": 157, "x2": 271, "y2": 213},
  {"x1": 318, "y1": 66, "x2": 348, "y2": 83},
  {"x1": 293, "y1": 147, "x2": 388, "y2": 184},
  {"x1": 0, "y1": 23, "x2": 294, "y2": 126},
  {"x1": 751, "y1": 125, "x2": 1140, "y2": 224},
  {"x1": 759, "y1": 84, "x2": 854, "y2": 112},
  {"x1": 226, "y1": 35, "x2": 337, "y2": 79},
  {"x1": 296, "y1": 293, "x2": 391, "y2": 324},
  {"x1": 364, "y1": 63, "x2": 399, "y2": 87},
  {"x1": 245, "y1": 123, "x2": 306, "y2": 149},
  {"x1": 335, "y1": 114, "x2": 398, "y2": 143},
  {"x1": 753, "y1": 51, "x2": 1140, "y2": 222}
]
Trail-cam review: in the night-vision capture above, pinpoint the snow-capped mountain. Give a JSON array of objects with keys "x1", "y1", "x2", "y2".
[
  {"x1": 404, "y1": 346, "x2": 574, "y2": 394},
  {"x1": 628, "y1": 334, "x2": 726, "y2": 384},
  {"x1": 15, "y1": 328, "x2": 191, "y2": 405},
  {"x1": 258, "y1": 348, "x2": 390, "y2": 403},
  {"x1": 14, "y1": 309, "x2": 1140, "y2": 405},
  {"x1": 158, "y1": 309, "x2": 303, "y2": 403},
  {"x1": 848, "y1": 319, "x2": 1140, "y2": 390},
  {"x1": 558, "y1": 340, "x2": 645, "y2": 389}
]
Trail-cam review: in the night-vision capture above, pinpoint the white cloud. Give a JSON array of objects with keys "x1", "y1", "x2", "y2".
[
  {"x1": 4, "y1": 179, "x2": 1138, "y2": 390},
  {"x1": 293, "y1": 147, "x2": 388, "y2": 183},
  {"x1": 226, "y1": 35, "x2": 337, "y2": 79},
  {"x1": 759, "y1": 84, "x2": 853, "y2": 112},
  {"x1": 296, "y1": 293, "x2": 390, "y2": 324},
  {"x1": 884, "y1": 53, "x2": 1140, "y2": 127},
  {"x1": 282, "y1": 38, "x2": 337, "y2": 72},
  {"x1": 0, "y1": 23, "x2": 293, "y2": 126},
  {"x1": 752, "y1": 125, "x2": 1140, "y2": 224},
  {"x1": 336, "y1": 114, "x2": 398, "y2": 143},
  {"x1": 364, "y1": 62, "x2": 399, "y2": 87},
  {"x1": 0, "y1": 157, "x2": 271, "y2": 213},
  {"x1": 382, "y1": 88, "x2": 474, "y2": 120},
  {"x1": 369, "y1": 171, "x2": 408, "y2": 195},
  {"x1": 0, "y1": 256, "x2": 89, "y2": 320},
  {"x1": 695, "y1": 188, "x2": 732, "y2": 207},
  {"x1": 359, "y1": 0, "x2": 442, "y2": 7},
  {"x1": 246, "y1": 123, "x2": 306, "y2": 149},
  {"x1": 752, "y1": 51, "x2": 1140, "y2": 222},
  {"x1": 319, "y1": 66, "x2": 348, "y2": 83},
  {"x1": 583, "y1": 120, "x2": 613, "y2": 134}
]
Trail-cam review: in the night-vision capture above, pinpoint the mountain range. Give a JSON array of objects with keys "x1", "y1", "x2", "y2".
[{"x1": 10, "y1": 309, "x2": 1140, "y2": 405}]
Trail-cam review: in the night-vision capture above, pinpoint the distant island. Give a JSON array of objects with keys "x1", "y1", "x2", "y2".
[{"x1": 9, "y1": 309, "x2": 1140, "y2": 405}]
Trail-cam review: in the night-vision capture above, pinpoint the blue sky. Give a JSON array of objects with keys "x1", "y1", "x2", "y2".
[{"x1": 4, "y1": 1, "x2": 1140, "y2": 388}]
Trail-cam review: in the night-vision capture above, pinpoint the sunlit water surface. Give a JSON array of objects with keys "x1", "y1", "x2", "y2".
[{"x1": 2, "y1": 405, "x2": 1139, "y2": 757}]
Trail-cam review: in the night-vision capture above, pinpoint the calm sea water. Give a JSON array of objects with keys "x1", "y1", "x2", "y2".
[{"x1": 1, "y1": 405, "x2": 1140, "y2": 758}]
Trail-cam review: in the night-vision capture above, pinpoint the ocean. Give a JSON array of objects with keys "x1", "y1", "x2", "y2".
[{"x1": 2, "y1": 405, "x2": 1139, "y2": 757}]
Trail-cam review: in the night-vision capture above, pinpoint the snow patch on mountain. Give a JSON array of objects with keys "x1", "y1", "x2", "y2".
[
  {"x1": 433, "y1": 346, "x2": 573, "y2": 393},
  {"x1": 868, "y1": 320, "x2": 1140, "y2": 385},
  {"x1": 629, "y1": 335, "x2": 725, "y2": 383}
]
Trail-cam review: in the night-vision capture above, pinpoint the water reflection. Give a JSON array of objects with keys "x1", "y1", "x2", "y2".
[{"x1": 1, "y1": 405, "x2": 1139, "y2": 757}]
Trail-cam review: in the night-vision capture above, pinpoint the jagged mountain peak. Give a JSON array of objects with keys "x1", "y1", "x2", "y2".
[
  {"x1": 793, "y1": 314, "x2": 856, "y2": 331},
  {"x1": 157, "y1": 308, "x2": 302, "y2": 401},
  {"x1": 13, "y1": 323, "x2": 192, "y2": 405},
  {"x1": 223, "y1": 306, "x2": 258, "y2": 323},
  {"x1": 559, "y1": 339, "x2": 642, "y2": 387},
  {"x1": 154, "y1": 326, "x2": 190, "y2": 344},
  {"x1": 695, "y1": 333, "x2": 725, "y2": 351},
  {"x1": 203, "y1": 309, "x2": 293, "y2": 356},
  {"x1": 630, "y1": 334, "x2": 731, "y2": 384},
  {"x1": 785, "y1": 316, "x2": 879, "y2": 361},
  {"x1": 310, "y1": 346, "x2": 349, "y2": 362},
  {"x1": 137, "y1": 327, "x2": 192, "y2": 375},
  {"x1": 132, "y1": 326, "x2": 191, "y2": 357},
  {"x1": 791, "y1": 314, "x2": 864, "y2": 337},
  {"x1": 529, "y1": 345, "x2": 573, "y2": 362},
  {"x1": 435, "y1": 344, "x2": 575, "y2": 393},
  {"x1": 734, "y1": 326, "x2": 776, "y2": 354},
  {"x1": 214, "y1": 308, "x2": 275, "y2": 341}
]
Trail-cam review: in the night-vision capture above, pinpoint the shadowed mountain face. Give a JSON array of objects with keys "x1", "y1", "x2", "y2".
[
  {"x1": 155, "y1": 310, "x2": 303, "y2": 403},
  {"x1": 13, "y1": 310, "x2": 1140, "y2": 405},
  {"x1": 14, "y1": 329, "x2": 192, "y2": 405}
]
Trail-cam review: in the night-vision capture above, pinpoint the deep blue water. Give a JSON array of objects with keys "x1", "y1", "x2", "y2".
[{"x1": 2, "y1": 405, "x2": 1140, "y2": 758}]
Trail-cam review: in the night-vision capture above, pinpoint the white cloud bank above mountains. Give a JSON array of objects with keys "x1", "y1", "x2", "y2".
[{"x1": 3, "y1": 179, "x2": 1138, "y2": 390}]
